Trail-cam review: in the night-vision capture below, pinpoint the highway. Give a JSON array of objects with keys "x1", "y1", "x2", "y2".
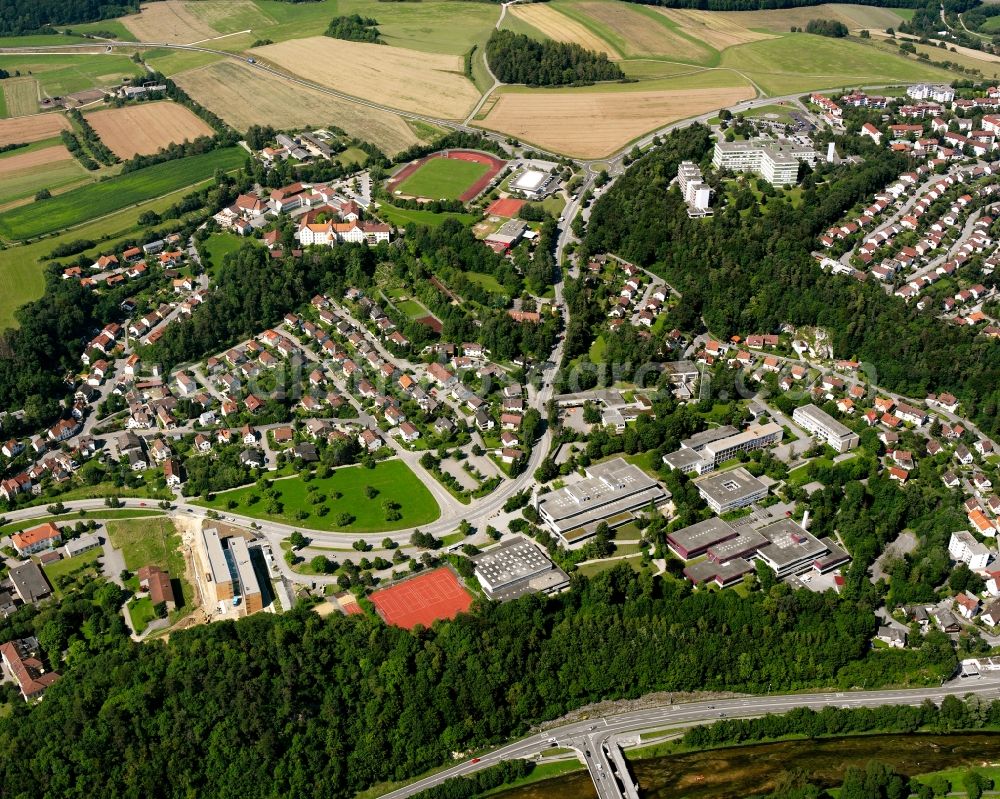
[{"x1": 379, "y1": 675, "x2": 1000, "y2": 798}]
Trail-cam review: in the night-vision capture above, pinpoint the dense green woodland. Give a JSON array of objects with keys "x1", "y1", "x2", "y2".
[
  {"x1": 485, "y1": 30, "x2": 624, "y2": 87},
  {"x1": 583, "y1": 125, "x2": 1000, "y2": 440},
  {"x1": 324, "y1": 14, "x2": 382, "y2": 43},
  {"x1": 0, "y1": 0, "x2": 139, "y2": 35},
  {"x1": 0, "y1": 567, "x2": 937, "y2": 798}
]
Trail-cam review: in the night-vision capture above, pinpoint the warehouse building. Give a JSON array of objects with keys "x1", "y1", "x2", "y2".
[
  {"x1": 536, "y1": 458, "x2": 671, "y2": 547},
  {"x1": 793, "y1": 403, "x2": 859, "y2": 453},
  {"x1": 472, "y1": 536, "x2": 569, "y2": 601}
]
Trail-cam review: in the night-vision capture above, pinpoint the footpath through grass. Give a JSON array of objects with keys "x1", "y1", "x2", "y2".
[
  {"x1": 194, "y1": 460, "x2": 441, "y2": 533},
  {"x1": 0, "y1": 147, "x2": 244, "y2": 240}
]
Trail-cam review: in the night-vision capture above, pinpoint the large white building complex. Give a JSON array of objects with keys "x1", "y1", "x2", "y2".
[
  {"x1": 949, "y1": 530, "x2": 992, "y2": 570},
  {"x1": 793, "y1": 404, "x2": 860, "y2": 453},
  {"x1": 678, "y1": 160, "x2": 712, "y2": 217},
  {"x1": 663, "y1": 421, "x2": 783, "y2": 475},
  {"x1": 472, "y1": 536, "x2": 570, "y2": 601},
  {"x1": 536, "y1": 458, "x2": 671, "y2": 547},
  {"x1": 712, "y1": 139, "x2": 817, "y2": 186}
]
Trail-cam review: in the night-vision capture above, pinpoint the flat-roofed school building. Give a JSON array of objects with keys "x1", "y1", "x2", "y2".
[
  {"x1": 793, "y1": 403, "x2": 859, "y2": 453},
  {"x1": 694, "y1": 467, "x2": 768, "y2": 514},
  {"x1": 473, "y1": 536, "x2": 569, "y2": 601}
]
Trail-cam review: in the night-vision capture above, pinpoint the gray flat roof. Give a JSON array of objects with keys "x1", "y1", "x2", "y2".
[
  {"x1": 707, "y1": 529, "x2": 768, "y2": 562},
  {"x1": 755, "y1": 518, "x2": 828, "y2": 572},
  {"x1": 473, "y1": 536, "x2": 556, "y2": 592},
  {"x1": 201, "y1": 527, "x2": 231, "y2": 587},
  {"x1": 682, "y1": 426, "x2": 739, "y2": 451},
  {"x1": 229, "y1": 535, "x2": 262, "y2": 600},
  {"x1": 684, "y1": 557, "x2": 753, "y2": 585},
  {"x1": 663, "y1": 448, "x2": 708, "y2": 473},
  {"x1": 794, "y1": 403, "x2": 853, "y2": 438},
  {"x1": 695, "y1": 467, "x2": 767, "y2": 506},
  {"x1": 9, "y1": 561, "x2": 50, "y2": 603},
  {"x1": 667, "y1": 517, "x2": 738, "y2": 557}
]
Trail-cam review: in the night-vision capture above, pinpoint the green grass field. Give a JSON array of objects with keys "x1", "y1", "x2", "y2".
[
  {"x1": 0, "y1": 152, "x2": 90, "y2": 207},
  {"x1": 396, "y1": 157, "x2": 491, "y2": 201},
  {"x1": 0, "y1": 87, "x2": 6, "y2": 119},
  {"x1": 127, "y1": 596, "x2": 157, "y2": 632},
  {"x1": 396, "y1": 299, "x2": 430, "y2": 319},
  {"x1": 466, "y1": 271, "x2": 504, "y2": 293},
  {"x1": 195, "y1": 460, "x2": 440, "y2": 533},
  {"x1": 377, "y1": 204, "x2": 478, "y2": 229},
  {"x1": 0, "y1": 54, "x2": 145, "y2": 97},
  {"x1": 719, "y1": 34, "x2": 955, "y2": 95},
  {"x1": 0, "y1": 147, "x2": 244, "y2": 241},
  {"x1": 42, "y1": 549, "x2": 101, "y2": 599},
  {"x1": 143, "y1": 47, "x2": 224, "y2": 77},
  {"x1": 0, "y1": 34, "x2": 88, "y2": 47},
  {"x1": 62, "y1": 20, "x2": 139, "y2": 41},
  {"x1": 105, "y1": 517, "x2": 193, "y2": 619},
  {"x1": 1, "y1": 77, "x2": 37, "y2": 116},
  {"x1": 0, "y1": 510, "x2": 163, "y2": 536},
  {"x1": 201, "y1": 231, "x2": 256, "y2": 273}
]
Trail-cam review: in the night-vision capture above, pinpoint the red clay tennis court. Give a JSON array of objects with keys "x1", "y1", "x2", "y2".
[
  {"x1": 370, "y1": 567, "x2": 473, "y2": 629},
  {"x1": 486, "y1": 198, "x2": 526, "y2": 218}
]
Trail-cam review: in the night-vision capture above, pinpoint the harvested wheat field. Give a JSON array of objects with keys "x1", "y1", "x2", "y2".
[
  {"x1": 509, "y1": 4, "x2": 616, "y2": 57},
  {"x1": 2, "y1": 77, "x2": 39, "y2": 117},
  {"x1": 175, "y1": 61, "x2": 420, "y2": 155},
  {"x1": 657, "y1": 8, "x2": 776, "y2": 51},
  {"x1": 86, "y1": 101, "x2": 214, "y2": 158},
  {"x1": 575, "y1": 2, "x2": 710, "y2": 60},
  {"x1": 718, "y1": 3, "x2": 906, "y2": 33},
  {"x1": 478, "y1": 85, "x2": 753, "y2": 158},
  {"x1": 0, "y1": 113, "x2": 69, "y2": 146},
  {"x1": 250, "y1": 37, "x2": 480, "y2": 119},
  {"x1": 121, "y1": 1, "x2": 218, "y2": 43},
  {"x1": 0, "y1": 144, "x2": 73, "y2": 177}
]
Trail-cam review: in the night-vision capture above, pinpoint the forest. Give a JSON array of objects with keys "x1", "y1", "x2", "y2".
[
  {"x1": 624, "y1": 0, "x2": 929, "y2": 9},
  {"x1": 582, "y1": 125, "x2": 1000, "y2": 441},
  {"x1": 0, "y1": 0, "x2": 139, "y2": 35},
  {"x1": 485, "y1": 30, "x2": 624, "y2": 87},
  {"x1": 0, "y1": 565, "x2": 925, "y2": 799}
]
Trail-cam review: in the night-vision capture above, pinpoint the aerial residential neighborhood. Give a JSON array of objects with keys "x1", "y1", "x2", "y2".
[{"x1": 5, "y1": 0, "x2": 1000, "y2": 795}]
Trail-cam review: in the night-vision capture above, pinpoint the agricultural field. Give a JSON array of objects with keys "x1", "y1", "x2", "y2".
[
  {"x1": 507, "y1": 4, "x2": 616, "y2": 57},
  {"x1": 478, "y1": 83, "x2": 753, "y2": 158},
  {"x1": 250, "y1": 37, "x2": 480, "y2": 119},
  {"x1": 0, "y1": 144, "x2": 88, "y2": 207},
  {"x1": 395, "y1": 158, "x2": 491, "y2": 201},
  {"x1": 0, "y1": 146, "x2": 244, "y2": 241},
  {"x1": 121, "y1": 0, "x2": 232, "y2": 44},
  {"x1": 0, "y1": 112, "x2": 69, "y2": 146},
  {"x1": 715, "y1": 3, "x2": 911, "y2": 33},
  {"x1": 656, "y1": 8, "x2": 776, "y2": 52},
  {"x1": 2, "y1": 77, "x2": 39, "y2": 117},
  {"x1": 194, "y1": 460, "x2": 441, "y2": 533},
  {"x1": 85, "y1": 101, "x2": 215, "y2": 158},
  {"x1": 62, "y1": 20, "x2": 139, "y2": 41},
  {"x1": 174, "y1": 61, "x2": 420, "y2": 155},
  {"x1": 142, "y1": 47, "x2": 224, "y2": 77},
  {"x1": 0, "y1": 54, "x2": 145, "y2": 97},
  {"x1": 718, "y1": 34, "x2": 956, "y2": 95}
]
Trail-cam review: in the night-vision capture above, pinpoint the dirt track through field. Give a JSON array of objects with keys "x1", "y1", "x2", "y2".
[
  {"x1": 86, "y1": 101, "x2": 214, "y2": 158},
  {"x1": 0, "y1": 112, "x2": 69, "y2": 146},
  {"x1": 479, "y1": 85, "x2": 754, "y2": 158},
  {"x1": 174, "y1": 60, "x2": 421, "y2": 156},
  {"x1": 0, "y1": 144, "x2": 72, "y2": 176},
  {"x1": 250, "y1": 37, "x2": 480, "y2": 119},
  {"x1": 509, "y1": 4, "x2": 617, "y2": 57}
]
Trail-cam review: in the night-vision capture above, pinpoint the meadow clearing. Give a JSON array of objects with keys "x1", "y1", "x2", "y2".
[
  {"x1": 2, "y1": 77, "x2": 39, "y2": 117},
  {"x1": 250, "y1": 37, "x2": 480, "y2": 119},
  {"x1": 85, "y1": 101, "x2": 215, "y2": 158},
  {"x1": 0, "y1": 113, "x2": 69, "y2": 146},
  {"x1": 0, "y1": 146, "x2": 244, "y2": 241},
  {"x1": 0, "y1": 54, "x2": 145, "y2": 97},
  {"x1": 478, "y1": 84, "x2": 753, "y2": 158},
  {"x1": 174, "y1": 60, "x2": 421, "y2": 154}
]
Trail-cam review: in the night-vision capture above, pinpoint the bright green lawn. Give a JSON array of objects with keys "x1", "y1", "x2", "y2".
[
  {"x1": 202, "y1": 231, "x2": 257, "y2": 273},
  {"x1": 42, "y1": 549, "x2": 101, "y2": 597},
  {"x1": 466, "y1": 271, "x2": 504, "y2": 293},
  {"x1": 0, "y1": 34, "x2": 88, "y2": 47},
  {"x1": 396, "y1": 157, "x2": 491, "y2": 201},
  {"x1": 105, "y1": 517, "x2": 194, "y2": 620},
  {"x1": 396, "y1": 299, "x2": 429, "y2": 319},
  {"x1": 0, "y1": 54, "x2": 145, "y2": 97},
  {"x1": 195, "y1": 460, "x2": 440, "y2": 533},
  {"x1": 720, "y1": 33, "x2": 955, "y2": 96},
  {"x1": 0, "y1": 510, "x2": 163, "y2": 536},
  {"x1": 62, "y1": 20, "x2": 138, "y2": 41},
  {"x1": 143, "y1": 47, "x2": 224, "y2": 77},
  {"x1": 0, "y1": 147, "x2": 244, "y2": 240},
  {"x1": 589, "y1": 334, "x2": 607, "y2": 363},
  {"x1": 337, "y1": 145, "x2": 369, "y2": 167},
  {"x1": 377, "y1": 204, "x2": 478, "y2": 229},
  {"x1": 127, "y1": 596, "x2": 156, "y2": 633}
]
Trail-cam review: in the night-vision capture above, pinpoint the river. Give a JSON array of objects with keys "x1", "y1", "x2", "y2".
[{"x1": 490, "y1": 734, "x2": 1000, "y2": 798}]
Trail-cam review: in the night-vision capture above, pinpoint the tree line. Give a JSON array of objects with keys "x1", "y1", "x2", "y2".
[
  {"x1": 0, "y1": 0, "x2": 139, "y2": 35},
  {"x1": 485, "y1": 29, "x2": 624, "y2": 87}
]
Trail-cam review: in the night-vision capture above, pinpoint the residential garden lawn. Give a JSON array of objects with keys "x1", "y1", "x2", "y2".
[
  {"x1": 202, "y1": 231, "x2": 255, "y2": 273},
  {"x1": 127, "y1": 596, "x2": 157, "y2": 633},
  {"x1": 396, "y1": 298, "x2": 430, "y2": 319},
  {"x1": 106, "y1": 517, "x2": 194, "y2": 620},
  {"x1": 42, "y1": 549, "x2": 101, "y2": 597},
  {"x1": 396, "y1": 157, "x2": 491, "y2": 201},
  {"x1": 0, "y1": 147, "x2": 244, "y2": 240},
  {"x1": 0, "y1": 509, "x2": 163, "y2": 536},
  {"x1": 588, "y1": 334, "x2": 607, "y2": 363},
  {"x1": 377, "y1": 203, "x2": 478, "y2": 228},
  {"x1": 466, "y1": 271, "x2": 504, "y2": 293},
  {"x1": 0, "y1": 54, "x2": 145, "y2": 96},
  {"x1": 195, "y1": 460, "x2": 441, "y2": 532}
]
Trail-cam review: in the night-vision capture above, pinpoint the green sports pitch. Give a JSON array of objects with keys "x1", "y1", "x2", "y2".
[{"x1": 394, "y1": 157, "x2": 491, "y2": 201}]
